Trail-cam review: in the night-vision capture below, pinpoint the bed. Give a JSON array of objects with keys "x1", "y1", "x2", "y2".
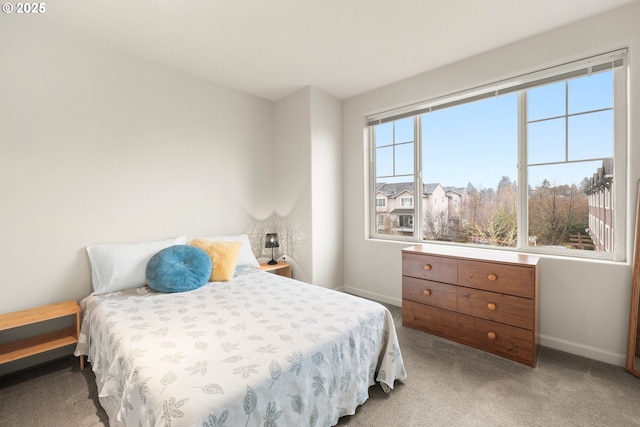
[{"x1": 74, "y1": 268, "x2": 407, "y2": 426}]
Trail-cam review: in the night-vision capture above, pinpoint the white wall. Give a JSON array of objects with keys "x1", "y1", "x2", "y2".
[
  {"x1": 342, "y1": 2, "x2": 640, "y2": 366},
  {"x1": 0, "y1": 19, "x2": 275, "y2": 315},
  {"x1": 310, "y1": 88, "x2": 343, "y2": 290},
  {"x1": 274, "y1": 88, "x2": 313, "y2": 283},
  {"x1": 274, "y1": 87, "x2": 343, "y2": 288}
]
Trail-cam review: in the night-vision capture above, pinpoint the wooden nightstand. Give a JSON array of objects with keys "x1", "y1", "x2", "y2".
[
  {"x1": 259, "y1": 262, "x2": 292, "y2": 278},
  {"x1": 0, "y1": 300, "x2": 84, "y2": 369}
]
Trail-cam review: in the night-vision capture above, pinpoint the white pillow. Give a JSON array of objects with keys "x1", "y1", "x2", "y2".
[
  {"x1": 87, "y1": 236, "x2": 187, "y2": 294},
  {"x1": 202, "y1": 234, "x2": 260, "y2": 270}
]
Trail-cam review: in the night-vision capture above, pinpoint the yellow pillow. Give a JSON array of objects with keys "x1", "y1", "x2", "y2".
[{"x1": 189, "y1": 239, "x2": 242, "y2": 281}]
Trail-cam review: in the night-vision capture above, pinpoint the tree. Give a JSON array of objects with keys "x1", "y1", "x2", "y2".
[
  {"x1": 423, "y1": 207, "x2": 449, "y2": 240},
  {"x1": 528, "y1": 182, "x2": 588, "y2": 247},
  {"x1": 468, "y1": 207, "x2": 517, "y2": 246},
  {"x1": 461, "y1": 182, "x2": 481, "y2": 227},
  {"x1": 461, "y1": 181, "x2": 517, "y2": 246},
  {"x1": 496, "y1": 176, "x2": 517, "y2": 219},
  {"x1": 419, "y1": 175, "x2": 592, "y2": 250}
]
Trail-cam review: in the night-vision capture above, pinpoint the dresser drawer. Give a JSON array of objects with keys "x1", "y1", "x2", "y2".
[
  {"x1": 402, "y1": 252, "x2": 457, "y2": 283},
  {"x1": 402, "y1": 300, "x2": 458, "y2": 338},
  {"x1": 457, "y1": 313, "x2": 535, "y2": 366},
  {"x1": 458, "y1": 260, "x2": 534, "y2": 298},
  {"x1": 457, "y1": 287, "x2": 533, "y2": 330},
  {"x1": 402, "y1": 276, "x2": 457, "y2": 311}
]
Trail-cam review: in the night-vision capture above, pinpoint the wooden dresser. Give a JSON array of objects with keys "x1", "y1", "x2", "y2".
[{"x1": 402, "y1": 244, "x2": 540, "y2": 366}]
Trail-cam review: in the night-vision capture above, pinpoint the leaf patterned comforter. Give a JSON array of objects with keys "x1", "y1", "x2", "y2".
[{"x1": 74, "y1": 271, "x2": 407, "y2": 426}]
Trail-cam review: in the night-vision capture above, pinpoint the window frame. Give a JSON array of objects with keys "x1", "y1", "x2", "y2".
[
  {"x1": 400, "y1": 197, "x2": 413, "y2": 207},
  {"x1": 368, "y1": 49, "x2": 627, "y2": 261}
]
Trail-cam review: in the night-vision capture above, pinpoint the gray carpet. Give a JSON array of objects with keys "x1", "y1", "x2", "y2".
[{"x1": 2, "y1": 305, "x2": 640, "y2": 427}]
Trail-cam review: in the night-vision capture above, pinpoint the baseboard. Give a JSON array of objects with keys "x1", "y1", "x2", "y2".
[
  {"x1": 540, "y1": 334, "x2": 626, "y2": 367},
  {"x1": 343, "y1": 285, "x2": 402, "y2": 307}
]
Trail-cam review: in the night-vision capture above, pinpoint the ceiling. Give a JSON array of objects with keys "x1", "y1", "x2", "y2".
[{"x1": 36, "y1": 0, "x2": 636, "y2": 101}]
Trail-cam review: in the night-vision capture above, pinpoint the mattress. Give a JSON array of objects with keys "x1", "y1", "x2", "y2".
[{"x1": 74, "y1": 270, "x2": 407, "y2": 426}]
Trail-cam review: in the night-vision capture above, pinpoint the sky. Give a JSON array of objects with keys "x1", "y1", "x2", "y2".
[{"x1": 375, "y1": 71, "x2": 614, "y2": 191}]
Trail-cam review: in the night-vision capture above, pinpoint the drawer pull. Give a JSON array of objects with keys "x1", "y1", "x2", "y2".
[
  {"x1": 487, "y1": 331, "x2": 496, "y2": 340},
  {"x1": 487, "y1": 302, "x2": 496, "y2": 311},
  {"x1": 423, "y1": 264, "x2": 432, "y2": 271},
  {"x1": 487, "y1": 273, "x2": 497, "y2": 281},
  {"x1": 423, "y1": 289, "x2": 432, "y2": 296}
]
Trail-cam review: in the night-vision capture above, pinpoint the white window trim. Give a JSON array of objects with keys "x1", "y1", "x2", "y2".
[
  {"x1": 401, "y1": 197, "x2": 413, "y2": 207},
  {"x1": 368, "y1": 49, "x2": 627, "y2": 261}
]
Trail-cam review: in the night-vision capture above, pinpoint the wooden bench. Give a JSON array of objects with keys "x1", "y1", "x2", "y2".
[{"x1": 0, "y1": 300, "x2": 83, "y2": 369}]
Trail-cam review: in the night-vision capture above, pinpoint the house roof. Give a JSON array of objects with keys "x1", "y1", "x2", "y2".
[
  {"x1": 442, "y1": 186, "x2": 464, "y2": 197},
  {"x1": 390, "y1": 209, "x2": 414, "y2": 215},
  {"x1": 377, "y1": 182, "x2": 449, "y2": 198},
  {"x1": 585, "y1": 158, "x2": 614, "y2": 194},
  {"x1": 422, "y1": 183, "x2": 441, "y2": 195},
  {"x1": 376, "y1": 182, "x2": 415, "y2": 198}
]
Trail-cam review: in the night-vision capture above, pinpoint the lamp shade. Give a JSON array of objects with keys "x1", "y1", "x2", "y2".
[{"x1": 265, "y1": 233, "x2": 279, "y2": 249}]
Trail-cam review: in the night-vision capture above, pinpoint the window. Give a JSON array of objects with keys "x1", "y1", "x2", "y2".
[
  {"x1": 373, "y1": 117, "x2": 416, "y2": 238},
  {"x1": 368, "y1": 50, "x2": 626, "y2": 260},
  {"x1": 376, "y1": 198, "x2": 386, "y2": 207},
  {"x1": 399, "y1": 215, "x2": 413, "y2": 230}
]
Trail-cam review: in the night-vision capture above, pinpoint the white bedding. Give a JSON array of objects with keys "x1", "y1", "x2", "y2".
[{"x1": 74, "y1": 271, "x2": 407, "y2": 427}]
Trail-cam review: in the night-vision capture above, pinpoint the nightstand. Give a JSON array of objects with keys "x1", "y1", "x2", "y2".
[{"x1": 259, "y1": 262, "x2": 291, "y2": 278}]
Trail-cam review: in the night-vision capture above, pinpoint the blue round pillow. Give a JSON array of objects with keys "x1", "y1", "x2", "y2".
[{"x1": 146, "y1": 245, "x2": 212, "y2": 293}]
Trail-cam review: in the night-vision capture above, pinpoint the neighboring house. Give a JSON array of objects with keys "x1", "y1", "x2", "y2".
[
  {"x1": 585, "y1": 159, "x2": 613, "y2": 251},
  {"x1": 376, "y1": 182, "x2": 416, "y2": 235},
  {"x1": 442, "y1": 186, "x2": 466, "y2": 230},
  {"x1": 376, "y1": 182, "x2": 467, "y2": 238}
]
